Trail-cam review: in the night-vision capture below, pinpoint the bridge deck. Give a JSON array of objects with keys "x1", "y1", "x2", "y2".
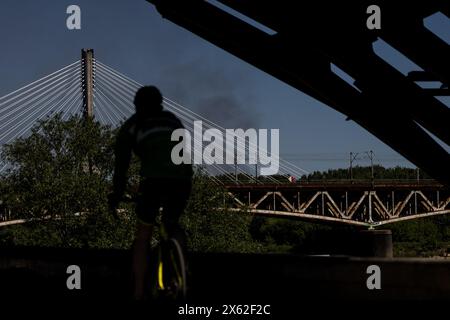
[{"x1": 224, "y1": 181, "x2": 447, "y2": 191}]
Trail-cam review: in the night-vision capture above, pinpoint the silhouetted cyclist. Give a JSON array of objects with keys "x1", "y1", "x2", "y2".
[{"x1": 108, "y1": 86, "x2": 192, "y2": 300}]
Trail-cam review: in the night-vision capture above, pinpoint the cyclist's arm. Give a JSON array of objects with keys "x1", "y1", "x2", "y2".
[{"x1": 112, "y1": 123, "x2": 133, "y2": 199}]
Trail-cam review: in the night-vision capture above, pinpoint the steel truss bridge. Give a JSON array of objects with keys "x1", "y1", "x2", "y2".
[{"x1": 224, "y1": 181, "x2": 450, "y2": 227}]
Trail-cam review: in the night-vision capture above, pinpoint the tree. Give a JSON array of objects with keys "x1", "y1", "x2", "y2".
[
  {"x1": 0, "y1": 114, "x2": 260, "y2": 252},
  {"x1": 180, "y1": 170, "x2": 261, "y2": 253},
  {"x1": 1, "y1": 114, "x2": 135, "y2": 248}
]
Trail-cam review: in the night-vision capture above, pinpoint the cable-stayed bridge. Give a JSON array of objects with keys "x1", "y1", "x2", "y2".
[
  {"x1": 0, "y1": 50, "x2": 307, "y2": 183},
  {"x1": 0, "y1": 49, "x2": 448, "y2": 228}
]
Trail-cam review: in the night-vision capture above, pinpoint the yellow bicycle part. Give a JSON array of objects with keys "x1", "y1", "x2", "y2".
[{"x1": 158, "y1": 261, "x2": 164, "y2": 290}]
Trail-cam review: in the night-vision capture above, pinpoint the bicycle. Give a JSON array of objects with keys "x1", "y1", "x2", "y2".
[
  {"x1": 148, "y1": 215, "x2": 187, "y2": 301},
  {"x1": 111, "y1": 195, "x2": 188, "y2": 301}
]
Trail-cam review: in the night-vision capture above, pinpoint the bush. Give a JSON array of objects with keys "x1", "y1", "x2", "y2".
[{"x1": 181, "y1": 171, "x2": 262, "y2": 253}]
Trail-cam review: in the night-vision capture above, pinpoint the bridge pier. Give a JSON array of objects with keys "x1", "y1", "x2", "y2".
[{"x1": 356, "y1": 229, "x2": 393, "y2": 258}]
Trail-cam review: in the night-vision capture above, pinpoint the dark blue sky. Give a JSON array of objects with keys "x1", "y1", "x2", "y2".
[{"x1": 0, "y1": 0, "x2": 448, "y2": 173}]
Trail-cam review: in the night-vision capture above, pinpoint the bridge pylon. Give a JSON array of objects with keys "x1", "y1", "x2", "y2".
[{"x1": 81, "y1": 49, "x2": 95, "y2": 119}]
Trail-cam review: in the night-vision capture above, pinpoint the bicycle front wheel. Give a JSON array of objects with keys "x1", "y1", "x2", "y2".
[{"x1": 158, "y1": 238, "x2": 187, "y2": 300}]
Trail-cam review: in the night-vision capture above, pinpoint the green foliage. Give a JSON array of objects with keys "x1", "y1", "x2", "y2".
[
  {"x1": 181, "y1": 170, "x2": 262, "y2": 253},
  {"x1": 0, "y1": 114, "x2": 135, "y2": 248},
  {"x1": 249, "y1": 217, "x2": 359, "y2": 254},
  {"x1": 215, "y1": 165, "x2": 432, "y2": 184},
  {"x1": 3, "y1": 211, "x2": 136, "y2": 249},
  {"x1": 250, "y1": 217, "x2": 307, "y2": 249},
  {"x1": 0, "y1": 115, "x2": 448, "y2": 257},
  {"x1": 302, "y1": 165, "x2": 430, "y2": 181},
  {"x1": 389, "y1": 215, "x2": 450, "y2": 256},
  {"x1": 0, "y1": 115, "x2": 261, "y2": 252},
  {"x1": 2, "y1": 114, "x2": 115, "y2": 218}
]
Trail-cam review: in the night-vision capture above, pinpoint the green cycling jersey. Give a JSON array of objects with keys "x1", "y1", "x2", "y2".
[{"x1": 112, "y1": 111, "x2": 192, "y2": 197}]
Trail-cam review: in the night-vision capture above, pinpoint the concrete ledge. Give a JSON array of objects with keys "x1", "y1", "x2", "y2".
[{"x1": 0, "y1": 247, "x2": 448, "y2": 301}]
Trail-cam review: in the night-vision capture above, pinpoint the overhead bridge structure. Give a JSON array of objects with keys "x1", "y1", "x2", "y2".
[{"x1": 146, "y1": 0, "x2": 450, "y2": 187}]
